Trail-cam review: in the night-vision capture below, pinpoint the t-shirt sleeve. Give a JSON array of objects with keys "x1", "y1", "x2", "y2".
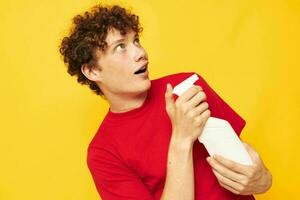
[
  {"x1": 194, "y1": 73, "x2": 246, "y2": 136},
  {"x1": 87, "y1": 145, "x2": 155, "y2": 200}
]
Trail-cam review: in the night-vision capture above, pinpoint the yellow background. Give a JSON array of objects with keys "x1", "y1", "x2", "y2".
[{"x1": 1, "y1": 0, "x2": 299, "y2": 199}]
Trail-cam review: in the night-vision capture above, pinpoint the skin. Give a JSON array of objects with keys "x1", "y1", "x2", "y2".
[
  {"x1": 81, "y1": 27, "x2": 272, "y2": 197},
  {"x1": 81, "y1": 27, "x2": 151, "y2": 113},
  {"x1": 162, "y1": 84, "x2": 211, "y2": 200},
  {"x1": 206, "y1": 143, "x2": 272, "y2": 195}
]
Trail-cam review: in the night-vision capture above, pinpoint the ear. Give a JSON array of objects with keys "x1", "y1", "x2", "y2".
[{"x1": 81, "y1": 63, "x2": 102, "y2": 82}]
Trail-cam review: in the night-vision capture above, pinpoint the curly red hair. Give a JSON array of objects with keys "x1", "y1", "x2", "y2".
[{"x1": 59, "y1": 4, "x2": 143, "y2": 96}]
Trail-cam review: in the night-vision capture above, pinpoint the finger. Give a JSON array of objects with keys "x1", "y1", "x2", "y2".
[
  {"x1": 213, "y1": 154, "x2": 251, "y2": 175},
  {"x1": 219, "y1": 181, "x2": 241, "y2": 195},
  {"x1": 165, "y1": 83, "x2": 175, "y2": 111},
  {"x1": 185, "y1": 91, "x2": 206, "y2": 110},
  {"x1": 185, "y1": 91, "x2": 207, "y2": 109},
  {"x1": 207, "y1": 157, "x2": 246, "y2": 183},
  {"x1": 176, "y1": 85, "x2": 202, "y2": 104},
  {"x1": 202, "y1": 109, "x2": 211, "y2": 122},
  {"x1": 194, "y1": 109, "x2": 211, "y2": 126},
  {"x1": 219, "y1": 182, "x2": 240, "y2": 195},
  {"x1": 189, "y1": 102, "x2": 209, "y2": 118},
  {"x1": 212, "y1": 169, "x2": 244, "y2": 194}
]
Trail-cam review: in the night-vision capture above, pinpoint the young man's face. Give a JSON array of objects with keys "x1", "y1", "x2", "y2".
[{"x1": 93, "y1": 28, "x2": 150, "y2": 97}]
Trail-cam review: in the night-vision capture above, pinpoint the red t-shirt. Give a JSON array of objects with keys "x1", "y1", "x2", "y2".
[{"x1": 87, "y1": 72, "x2": 255, "y2": 200}]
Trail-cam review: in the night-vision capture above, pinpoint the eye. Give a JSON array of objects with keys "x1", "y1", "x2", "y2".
[
  {"x1": 134, "y1": 38, "x2": 140, "y2": 45},
  {"x1": 115, "y1": 43, "x2": 126, "y2": 51}
]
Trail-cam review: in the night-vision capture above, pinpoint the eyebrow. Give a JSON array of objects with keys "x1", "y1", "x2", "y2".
[
  {"x1": 108, "y1": 33, "x2": 139, "y2": 48},
  {"x1": 110, "y1": 38, "x2": 125, "y2": 47},
  {"x1": 109, "y1": 34, "x2": 139, "y2": 47}
]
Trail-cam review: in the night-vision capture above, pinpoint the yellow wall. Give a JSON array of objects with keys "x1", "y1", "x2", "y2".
[{"x1": 1, "y1": 0, "x2": 299, "y2": 199}]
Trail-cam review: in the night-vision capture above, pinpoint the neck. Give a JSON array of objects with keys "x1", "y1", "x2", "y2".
[{"x1": 105, "y1": 90, "x2": 148, "y2": 113}]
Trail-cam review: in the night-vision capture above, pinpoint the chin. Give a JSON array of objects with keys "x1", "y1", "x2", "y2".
[
  {"x1": 136, "y1": 79, "x2": 151, "y2": 95},
  {"x1": 143, "y1": 79, "x2": 151, "y2": 91}
]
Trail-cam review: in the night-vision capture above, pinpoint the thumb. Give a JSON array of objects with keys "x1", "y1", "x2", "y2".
[{"x1": 165, "y1": 83, "x2": 175, "y2": 111}]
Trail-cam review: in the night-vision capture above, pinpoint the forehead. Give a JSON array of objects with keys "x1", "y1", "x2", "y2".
[{"x1": 105, "y1": 28, "x2": 137, "y2": 45}]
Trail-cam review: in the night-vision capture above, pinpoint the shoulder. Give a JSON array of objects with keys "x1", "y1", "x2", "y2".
[
  {"x1": 152, "y1": 71, "x2": 195, "y2": 82},
  {"x1": 87, "y1": 123, "x2": 113, "y2": 157},
  {"x1": 150, "y1": 71, "x2": 209, "y2": 89},
  {"x1": 86, "y1": 126, "x2": 120, "y2": 169}
]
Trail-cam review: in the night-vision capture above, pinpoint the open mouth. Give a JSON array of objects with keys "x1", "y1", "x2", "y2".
[{"x1": 134, "y1": 65, "x2": 147, "y2": 75}]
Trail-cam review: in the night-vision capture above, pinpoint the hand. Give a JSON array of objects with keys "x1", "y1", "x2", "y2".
[
  {"x1": 206, "y1": 142, "x2": 272, "y2": 195},
  {"x1": 165, "y1": 83, "x2": 210, "y2": 145}
]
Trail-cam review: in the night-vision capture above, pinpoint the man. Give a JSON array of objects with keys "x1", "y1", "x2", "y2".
[{"x1": 59, "y1": 4, "x2": 272, "y2": 200}]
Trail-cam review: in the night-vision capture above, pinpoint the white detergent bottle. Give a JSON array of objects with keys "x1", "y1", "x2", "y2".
[{"x1": 172, "y1": 74, "x2": 253, "y2": 165}]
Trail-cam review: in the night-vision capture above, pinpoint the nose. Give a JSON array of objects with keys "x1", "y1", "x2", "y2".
[{"x1": 134, "y1": 45, "x2": 147, "y2": 62}]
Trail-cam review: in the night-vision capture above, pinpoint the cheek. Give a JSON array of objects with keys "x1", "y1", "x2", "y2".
[
  {"x1": 104, "y1": 55, "x2": 130, "y2": 74},
  {"x1": 103, "y1": 67, "x2": 134, "y2": 92}
]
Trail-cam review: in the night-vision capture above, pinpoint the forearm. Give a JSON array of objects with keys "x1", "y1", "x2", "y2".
[{"x1": 160, "y1": 134, "x2": 195, "y2": 200}]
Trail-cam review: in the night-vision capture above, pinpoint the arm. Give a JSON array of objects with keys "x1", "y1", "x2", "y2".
[
  {"x1": 88, "y1": 81, "x2": 209, "y2": 200},
  {"x1": 207, "y1": 142, "x2": 272, "y2": 195},
  {"x1": 192, "y1": 73, "x2": 272, "y2": 195},
  {"x1": 88, "y1": 137, "x2": 197, "y2": 200},
  {"x1": 87, "y1": 146, "x2": 155, "y2": 200},
  {"x1": 160, "y1": 134, "x2": 195, "y2": 200},
  {"x1": 161, "y1": 83, "x2": 210, "y2": 200}
]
